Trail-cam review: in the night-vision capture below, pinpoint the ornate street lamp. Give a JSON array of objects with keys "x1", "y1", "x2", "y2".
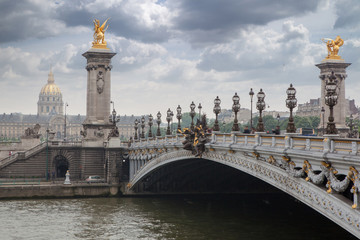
[
  {"x1": 148, "y1": 114, "x2": 153, "y2": 138},
  {"x1": 141, "y1": 116, "x2": 145, "y2": 139},
  {"x1": 198, "y1": 103, "x2": 202, "y2": 121},
  {"x1": 249, "y1": 88, "x2": 254, "y2": 130},
  {"x1": 347, "y1": 114, "x2": 357, "y2": 138},
  {"x1": 134, "y1": 119, "x2": 139, "y2": 140},
  {"x1": 156, "y1": 111, "x2": 161, "y2": 137},
  {"x1": 285, "y1": 84, "x2": 297, "y2": 133},
  {"x1": 176, "y1": 105, "x2": 182, "y2": 132},
  {"x1": 256, "y1": 89, "x2": 266, "y2": 132},
  {"x1": 190, "y1": 101, "x2": 196, "y2": 130},
  {"x1": 321, "y1": 107, "x2": 325, "y2": 136},
  {"x1": 324, "y1": 72, "x2": 339, "y2": 135},
  {"x1": 166, "y1": 108, "x2": 172, "y2": 135},
  {"x1": 109, "y1": 101, "x2": 120, "y2": 126},
  {"x1": 213, "y1": 96, "x2": 221, "y2": 131},
  {"x1": 170, "y1": 110, "x2": 174, "y2": 134},
  {"x1": 232, "y1": 93, "x2": 240, "y2": 131},
  {"x1": 64, "y1": 102, "x2": 69, "y2": 141}
]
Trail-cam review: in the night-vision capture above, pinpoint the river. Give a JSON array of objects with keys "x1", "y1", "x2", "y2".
[{"x1": 0, "y1": 193, "x2": 357, "y2": 240}]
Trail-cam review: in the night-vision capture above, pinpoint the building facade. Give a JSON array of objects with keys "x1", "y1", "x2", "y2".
[{"x1": 0, "y1": 70, "x2": 137, "y2": 141}]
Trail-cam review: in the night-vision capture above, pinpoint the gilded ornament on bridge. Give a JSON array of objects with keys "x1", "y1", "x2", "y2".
[
  {"x1": 321, "y1": 36, "x2": 344, "y2": 60},
  {"x1": 178, "y1": 115, "x2": 209, "y2": 157},
  {"x1": 92, "y1": 18, "x2": 110, "y2": 49}
]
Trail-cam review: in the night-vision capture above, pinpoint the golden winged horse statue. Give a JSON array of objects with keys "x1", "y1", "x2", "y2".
[{"x1": 92, "y1": 18, "x2": 110, "y2": 48}]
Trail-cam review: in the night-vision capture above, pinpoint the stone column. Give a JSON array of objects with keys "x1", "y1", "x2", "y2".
[
  {"x1": 316, "y1": 60, "x2": 351, "y2": 135},
  {"x1": 82, "y1": 48, "x2": 116, "y2": 143}
]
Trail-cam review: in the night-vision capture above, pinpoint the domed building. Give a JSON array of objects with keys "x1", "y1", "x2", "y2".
[
  {"x1": 37, "y1": 69, "x2": 64, "y2": 116},
  {"x1": 0, "y1": 69, "x2": 137, "y2": 143}
]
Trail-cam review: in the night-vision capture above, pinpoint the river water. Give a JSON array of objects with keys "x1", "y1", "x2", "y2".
[{"x1": 0, "y1": 193, "x2": 357, "y2": 240}]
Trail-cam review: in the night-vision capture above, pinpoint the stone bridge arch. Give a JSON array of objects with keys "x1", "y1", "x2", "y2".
[{"x1": 128, "y1": 149, "x2": 360, "y2": 237}]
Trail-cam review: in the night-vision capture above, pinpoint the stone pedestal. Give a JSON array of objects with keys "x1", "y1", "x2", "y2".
[
  {"x1": 316, "y1": 60, "x2": 351, "y2": 130},
  {"x1": 81, "y1": 48, "x2": 116, "y2": 142}
]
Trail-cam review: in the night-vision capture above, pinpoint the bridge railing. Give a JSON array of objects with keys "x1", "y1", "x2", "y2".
[{"x1": 129, "y1": 132, "x2": 360, "y2": 156}]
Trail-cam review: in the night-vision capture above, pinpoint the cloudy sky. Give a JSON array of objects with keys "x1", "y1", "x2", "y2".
[{"x1": 1, "y1": 0, "x2": 360, "y2": 118}]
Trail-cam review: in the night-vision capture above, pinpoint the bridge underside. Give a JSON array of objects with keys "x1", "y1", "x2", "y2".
[{"x1": 131, "y1": 158, "x2": 280, "y2": 194}]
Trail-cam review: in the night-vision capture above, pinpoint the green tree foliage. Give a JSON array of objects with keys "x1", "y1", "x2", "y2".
[{"x1": 250, "y1": 115, "x2": 320, "y2": 133}]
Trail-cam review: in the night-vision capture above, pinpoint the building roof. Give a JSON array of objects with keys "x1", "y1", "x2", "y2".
[{"x1": 39, "y1": 69, "x2": 62, "y2": 96}]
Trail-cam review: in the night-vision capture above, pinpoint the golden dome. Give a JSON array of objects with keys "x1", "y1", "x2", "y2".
[{"x1": 40, "y1": 69, "x2": 62, "y2": 95}]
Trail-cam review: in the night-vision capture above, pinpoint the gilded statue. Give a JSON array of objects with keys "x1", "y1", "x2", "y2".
[
  {"x1": 321, "y1": 36, "x2": 344, "y2": 60},
  {"x1": 92, "y1": 18, "x2": 110, "y2": 48}
]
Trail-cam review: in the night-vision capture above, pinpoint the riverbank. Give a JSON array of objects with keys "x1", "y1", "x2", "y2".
[{"x1": 0, "y1": 183, "x2": 122, "y2": 199}]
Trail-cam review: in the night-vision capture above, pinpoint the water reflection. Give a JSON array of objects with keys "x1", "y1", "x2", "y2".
[{"x1": 0, "y1": 193, "x2": 357, "y2": 240}]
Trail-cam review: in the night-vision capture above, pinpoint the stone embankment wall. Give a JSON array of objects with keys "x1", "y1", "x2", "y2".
[{"x1": 0, "y1": 184, "x2": 121, "y2": 199}]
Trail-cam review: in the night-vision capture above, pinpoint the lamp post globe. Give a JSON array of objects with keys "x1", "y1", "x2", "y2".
[
  {"x1": 141, "y1": 116, "x2": 146, "y2": 139},
  {"x1": 176, "y1": 105, "x2": 182, "y2": 132},
  {"x1": 256, "y1": 89, "x2": 266, "y2": 132},
  {"x1": 190, "y1": 101, "x2": 196, "y2": 130},
  {"x1": 232, "y1": 93, "x2": 240, "y2": 132},
  {"x1": 324, "y1": 72, "x2": 339, "y2": 135},
  {"x1": 198, "y1": 103, "x2": 202, "y2": 121},
  {"x1": 156, "y1": 111, "x2": 162, "y2": 137},
  {"x1": 213, "y1": 96, "x2": 221, "y2": 131},
  {"x1": 148, "y1": 114, "x2": 153, "y2": 138},
  {"x1": 249, "y1": 88, "x2": 254, "y2": 130},
  {"x1": 166, "y1": 108, "x2": 172, "y2": 135},
  {"x1": 134, "y1": 119, "x2": 139, "y2": 140},
  {"x1": 285, "y1": 84, "x2": 297, "y2": 133}
]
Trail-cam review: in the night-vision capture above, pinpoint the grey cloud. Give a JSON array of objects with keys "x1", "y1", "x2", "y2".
[
  {"x1": 0, "y1": 0, "x2": 62, "y2": 42},
  {"x1": 170, "y1": 0, "x2": 319, "y2": 45},
  {"x1": 334, "y1": 0, "x2": 360, "y2": 29},
  {"x1": 196, "y1": 21, "x2": 317, "y2": 83},
  {"x1": 55, "y1": 0, "x2": 171, "y2": 43},
  {"x1": 0, "y1": 0, "x2": 171, "y2": 43}
]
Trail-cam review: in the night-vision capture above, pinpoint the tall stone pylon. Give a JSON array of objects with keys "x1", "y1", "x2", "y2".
[
  {"x1": 316, "y1": 36, "x2": 350, "y2": 136},
  {"x1": 81, "y1": 18, "x2": 116, "y2": 144}
]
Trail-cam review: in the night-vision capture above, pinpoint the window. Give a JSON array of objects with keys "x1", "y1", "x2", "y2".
[{"x1": 46, "y1": 106, "x2": 49, "y2": 112}]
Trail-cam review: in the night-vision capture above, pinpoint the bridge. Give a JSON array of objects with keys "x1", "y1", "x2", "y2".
[{"x1": 127, "y1": 132, "x2": 360, "y2": 237}]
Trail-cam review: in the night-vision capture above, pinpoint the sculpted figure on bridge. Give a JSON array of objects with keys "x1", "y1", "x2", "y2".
[
  {"x1": 92, "y1": 18, "x2": 110, "y2": 48},
  {"x1": 179, "y1": 115, "x2": 210, "y2": 157},
  {"x1": 22, "y1": 124, "x2": 41, "y2": 139},
  {"x1": 322, "y1": 36, "x2": 344, "y2": 60}
]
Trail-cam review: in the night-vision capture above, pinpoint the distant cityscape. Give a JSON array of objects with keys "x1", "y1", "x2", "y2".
[{"x1": 0, "y1": 70, "x2": 359, "y2": 141}]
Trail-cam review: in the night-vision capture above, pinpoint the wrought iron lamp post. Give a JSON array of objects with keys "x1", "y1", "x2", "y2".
[
  {"x1": 190, "y1": 101, "x2": 196, "y2": 130},
  {"x1": 176, "y1": 105, "x2": 182, "y2": 132},
  {"x1": 324, "y1": 72, "x2": 339, "y2": 135},
  {"x1": 148, "y1": 114, "x2": 153, "y2": 138},
  {"x1": 134, "y1": 119, "x2": 139, "y2": 140},
  {"x1": 140, "y1": 116, "x2": 145, "y2": 139},
  {"x1": 347, "y1": 114, "x2": 357, "y2": 138},
  {"x1": 109, "y1": 101, "x2": 120, "y2": 126},
  {"x1": 286, "y1": 84, "x2": 297, "y2": 133},
  {"x1": 156, "y1": 111, "x2": 161, "y2": 137},
  {"x1": 249, "y1": 88, "x2": 254, "y2": 129},
  {"x1": 232, "y1": 93, "x2": 240, "y2": 131},
  {"x1": 198, "y1": 103, "x2": 202, "y2": 121},
  {"x1": 213, "y1": 96, "x2": 221, "y2": 131},
  {"x1": 321, "y1": 107, "x2": 325, "y2": 136},
  {"x1": 166, "y1": 108, "x2": 172, "y2": 135},
  {"x1": 170, "y1": 110, "x2": 174, "y2": 134},
  {"x1": 64, "y1": 102, "x2": 68, "y2": 141},
  {"x1": 256, "y1": 89, "x2": 266, "y2": 132}
]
